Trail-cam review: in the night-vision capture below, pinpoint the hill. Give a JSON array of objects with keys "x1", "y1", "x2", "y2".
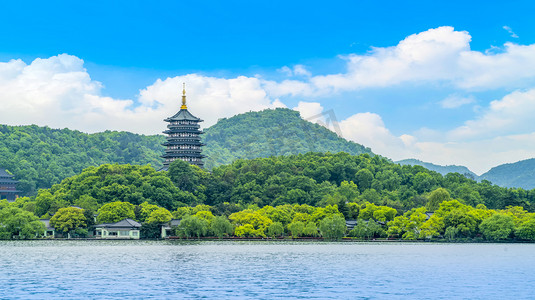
[
  {"x1": 480, "y1": 158, "x2": 535, "y2": 190},
  {"x1": 0, "y1": 108, "x2": 372, "y2": 195},
  {"x1": 0, "y1": 124, "x2": 165, "y2": 195},
  {"x1": 202, "y1": 108, "x2": 373, "y2": 169},
  {"x1": 396, "y1": 159, "x2": 478, "y2": 179}
]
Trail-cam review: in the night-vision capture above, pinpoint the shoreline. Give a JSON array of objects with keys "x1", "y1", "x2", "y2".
[{"x1": 2, "y1": 237, "x2": 533, "y2": 243}]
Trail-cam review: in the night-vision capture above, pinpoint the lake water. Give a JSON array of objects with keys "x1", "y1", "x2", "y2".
[{"x1": 0, "y1": 241, "x2": 534, "y2": 299}]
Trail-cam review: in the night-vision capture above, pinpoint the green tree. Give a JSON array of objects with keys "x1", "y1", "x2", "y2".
[
  {"x1": 319, "y1": 215, "x2": 346, "y2": 240},
  {"x1": 146, "y1": 207, "x2": 173, "y2": 224},
  {"x1": 515, "y1": 217, "x2": 535, "y2": 241},
  {"x1": 267, "y1": 222, "x2": 284, "y2": 238},
  {"x1": 287, "y1": 221, "x2": 305, "y2": 237},
  {"x1": 50, "y1": 207, "x2": 87, "y2": 237},
  {"x1": 0, "y1": 207, "x2": 45, "y2": 239},
  {"x1": 175, "y1": 215, "x2": 208, "y2": 239},
  {"x1": 168, "y1": 159, "x2": 199, "y2": 192},
  {"x1": 303, "y1": 222, "x2": 318, "y2": 237},
  {"x1": 479, "y1": 213, "x2": 515, "y2": 241},
  {"x1": 427, "y1": 188, "x2": 450, "y2": 212},
  {"x1": 96, "y1": 201, "x2": 135, "y2": 224},
  {"x1": 355, "y1": 169, "x2": 373, "y2": 192},
  {"x1": 138, "y1": 202, "x2": 160, "y2": 222},
  {"x1": 211, "y1": 216, "x2": 234, "y2": 238}
]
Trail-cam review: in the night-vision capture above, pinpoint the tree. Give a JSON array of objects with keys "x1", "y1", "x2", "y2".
[
  {"x1": 479, "y1": 213, "x2": 515, "y2": 241},
  {"x1": 355, "y1": 169, "x2": 373, "y2": 192},
  {"x1": 319, "y1": 215, "x2": 346, "y2": 240},
  {"x1": 372, "y1": 206, "x2": 397, "y2": 222},
  {"x1": 287, "y1": 221, "x2": 305, "y2": 237},
  {"x1": 146, "y1": 207, "x2": 173, "y2": 224},
  {"x1": 140, "y1": 222, "x2": 161, "y2": 239},
  {"x1": 303, "y1": 222, "x2": 319, "y2": 237},
  {"x1": 96, "y1": 201, "x2": 135, "y2": 224},
  {"x1": 515, "y1": 217, "x2": 535, "y2": 241},
  {"x1": 0, "y1": 207, "x2": 45, "y2": 239},
  {"x1": 168, "y1": 159, "x2": 199, "y2": 192},
  {"x1": 50, "y1": 207, "x2": 87, "y2": 237},
  {"x1": 211, "y1": 216, "x2": 234, "y2": 238},
  {"x1": 267, "y1": 222, "x2": 284, "y2": 238},
  {"x1": 427, "y1": 188, "x2": 450, "y2": 212},
  {"x1": 138, "y1": 202, "x2": 160, "y2": 222},
  {"x1": 176, "y1": 215, "x2": 208, "y2": 239}
]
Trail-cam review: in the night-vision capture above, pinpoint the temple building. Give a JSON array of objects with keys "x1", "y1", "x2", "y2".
[
  {"x1": 0, "y1": 168, "x2": 21, "y2": 202},
  {"x1": 162, "y1": 84, "x2": 205, "y2": 169}
]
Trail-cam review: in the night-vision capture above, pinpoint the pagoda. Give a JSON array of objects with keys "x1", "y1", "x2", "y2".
[
  {"x1": 162, "y1": 83, "x2": 205, "y2": 169},
  {"x1": 0, "y1": 168, "x2": 21, "y2": 202}
]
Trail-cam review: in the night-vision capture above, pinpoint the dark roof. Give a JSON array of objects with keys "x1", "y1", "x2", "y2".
[
  {"x1": 39, "y1": 219, "x2": 54, "y2": 230},
  {"x1": 0, "y1": 169, "x2": 14, "y2": 178},
  {"x1": 164, "y1": 109, "x2": 203, "y2": 122},
  {"x1": 95, "y1": 218, "x2": 142, "y2": 229}
]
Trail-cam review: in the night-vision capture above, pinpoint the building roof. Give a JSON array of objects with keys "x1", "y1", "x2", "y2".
[
  {"x1": 0, "y1": 169, "x2": 14, "y2": 178},
  {"x1": 164, "y1": 109, "x2": 203, "y2": 122},
  {"x1": 39, "y1": 219, "x2": 55, "y2": 230},
  {"x1": 95, "y1": 218, "x2": 142, "y2": 229}
]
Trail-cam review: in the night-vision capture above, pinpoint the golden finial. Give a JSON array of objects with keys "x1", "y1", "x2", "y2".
[{"x1": 181, "y1": 82, "x2": 187, "y2": 109}]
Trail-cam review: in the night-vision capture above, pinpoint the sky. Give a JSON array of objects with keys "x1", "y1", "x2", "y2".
[{"x1": 2, "y1": 0, "x2": 535, "y2": 174}]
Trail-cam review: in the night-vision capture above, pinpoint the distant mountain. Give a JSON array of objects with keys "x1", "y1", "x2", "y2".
[
  {"x1": 201, "y1": 108, "x2": 373, "y2": 169},
  {"x1": 480, "y1": 158, "x2": 535, "y2": 190},
  {"x1": 396, "y1": 159, "x2": 478, "y2": 179}
]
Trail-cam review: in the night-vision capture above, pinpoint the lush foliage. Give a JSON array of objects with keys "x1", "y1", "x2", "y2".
[
  {"x1": 0, "y1": 125, "x2": 165, "y2": 195},
  {"x1": 202, "y1": 108, "x2": 372, "y2": 169}
]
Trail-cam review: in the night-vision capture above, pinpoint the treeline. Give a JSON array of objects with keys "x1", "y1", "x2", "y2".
[{"x1": 2, "y1": 153, "x2": 535, "y2": 241}]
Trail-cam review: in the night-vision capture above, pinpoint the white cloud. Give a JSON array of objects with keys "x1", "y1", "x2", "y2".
[
  {"x1": 338, "y1": 112, "x2": 417, "y2": 159},
  {"x1": 440, "y1": 94, "x2": 475, "y2": 109},
  {"x1": 267, "y1": 26, "x2": 535, "y2": 96},
  {"x1": 503, "y1": 25, "x2": 519, "y2": 38},
  {"x1": 0, "y1": 55, "x2": 282, "y2": 134},
  {"x1": 293, "y1": 101, "x2": 324, "y2": 119},
  {"x1": 448, "y1": 88, "x2": 535, "y2": 140},
  {"x1": 277, "y1": 64, "x2": 311, "y2": 77}
]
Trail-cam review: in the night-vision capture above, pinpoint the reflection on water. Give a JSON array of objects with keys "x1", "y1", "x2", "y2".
[{"x1": 0, "y1": 241, "x2": 533, "y2": 299}]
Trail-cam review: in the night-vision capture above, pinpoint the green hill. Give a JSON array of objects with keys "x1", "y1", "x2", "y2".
[
  {"x1": 0, "y1": 108, "x2": 372, "y2": 195},
  {"x1": 480, "y1": 158, "x2": 535, "y2": 189},
  {"x1": 202, "y1": 108, "x2": 373, "y2": 169},
  {"x1": 396, "y1": 159, "x2": 478, "y2": 179},
  {"x1": 0, "y1": 125, "x2": 165, "y2": 195}
]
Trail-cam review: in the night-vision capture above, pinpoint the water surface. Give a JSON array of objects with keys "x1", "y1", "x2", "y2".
[{"x1": 0, "y1": 241, "x2": 533, "y2": 299}]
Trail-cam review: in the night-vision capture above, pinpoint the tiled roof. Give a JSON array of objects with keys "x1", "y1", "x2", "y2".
[
  {"x1": 95, "y1": 218, "x2": 142, "y2": 228},
  {"x1": 164, "y1": 109, "x2": 203, "y2": 122}
]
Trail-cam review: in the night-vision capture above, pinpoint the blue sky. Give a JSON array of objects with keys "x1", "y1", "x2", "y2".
[{"x1": 1, "y1": 0, "x2": 535, "y2": 173}]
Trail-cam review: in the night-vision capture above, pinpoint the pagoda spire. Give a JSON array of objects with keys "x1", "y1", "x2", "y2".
[{"x1": 181, "y1": 82, "x2": 187, "y2": 110}]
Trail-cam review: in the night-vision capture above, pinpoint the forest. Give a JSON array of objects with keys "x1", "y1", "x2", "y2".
[
  {"x1": 2, "y1": 153, "x2": 535, "y2": 241},
  {"x1": 0, "y1": 108, "x2": 372, "y2": 195}
]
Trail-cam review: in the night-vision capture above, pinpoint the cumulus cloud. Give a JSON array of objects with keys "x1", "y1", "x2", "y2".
[
  {"x1": 293, "y1": 101, "x2": 324, "y2": 119},
  {"x1": 448, "y1": 88, "x2": 535, "y2": 140},
  {"x1": 338, "y1": 112, "x2": 417, "y2": 159},
  {"x1": 267, "y1": 26, "x2": 535, "y2": 96},
  {"x1": 0, "y1": 55, "x2": 283, "y2": 134}
]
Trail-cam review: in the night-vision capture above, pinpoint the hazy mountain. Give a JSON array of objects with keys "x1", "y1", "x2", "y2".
[
  {"x1": 396, "y1": 159, "x2": 478, "y2": 179},
  {"x1": 480, "y1": 158, "x2": 535, "y2": 190}
]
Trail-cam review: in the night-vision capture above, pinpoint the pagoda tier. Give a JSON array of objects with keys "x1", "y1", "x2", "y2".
[
  {"x1": 161, "y1": 84, "x2": 205, "y2": 169},
  {"x1": 0, "y1": 169, "x2": 21, "y2": 202}
]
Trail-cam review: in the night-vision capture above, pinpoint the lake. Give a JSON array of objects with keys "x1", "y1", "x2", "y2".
[{"x1": 0, "y1": 240, "x2": 533, "y2": 299}]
